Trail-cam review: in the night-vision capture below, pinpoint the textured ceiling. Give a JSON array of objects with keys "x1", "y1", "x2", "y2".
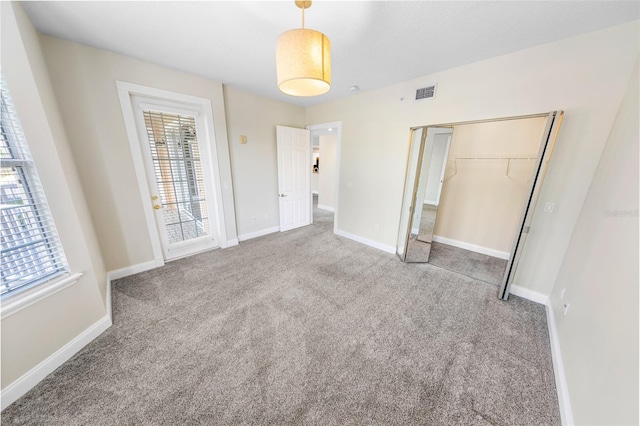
[{"x1": 22, "y1": 1, "x2": 640, "y2": 106}]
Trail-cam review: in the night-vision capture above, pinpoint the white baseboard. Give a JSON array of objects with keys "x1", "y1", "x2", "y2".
[
  {"x1": 238, "y1": 226, "x2": 280, "y2": 242},
  {"x1": 225, "y1": 238, "x2": 239, "y2": 247},
  {"x1": 317, "y1": 204, "x2": 335, "y2": 212},
  {"x1": 108, "y1": 258, "x2": 164, "y2": 281},
  {"x1": 335, "y1": 229, "x2": 396, "y2": 254},
  {"x1": 545, "y1": 300, "x2": 574, "y2": 426},
  {"x1": 1, "y1": 315, "x2": 112, "y2": 410},
  {"x1": 432, "y1": 235, "x2": 510, "y2": 260},
  {"x1": 509, "y1": 285, "x2": 549, "y2": 305}
]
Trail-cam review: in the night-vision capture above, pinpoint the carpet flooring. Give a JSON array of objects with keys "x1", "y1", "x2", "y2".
[
  {"x1": 2, "y1": 201, "x2": 560, "y2": 425},
  {"x1": 428, "y1": 242, "x2": 508, "y2": 286}
]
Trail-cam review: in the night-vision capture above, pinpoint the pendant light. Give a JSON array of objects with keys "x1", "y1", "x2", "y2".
[{"x1": 276, "y1": 1, "x2": 331, "y2": 97}]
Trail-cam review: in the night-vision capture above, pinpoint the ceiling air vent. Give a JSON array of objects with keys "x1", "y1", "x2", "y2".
[{"x1": 415, "y1": 85, "x2": 436, "y2": 101}]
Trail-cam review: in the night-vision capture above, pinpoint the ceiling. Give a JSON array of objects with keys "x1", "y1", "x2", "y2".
[{"x1": 22, "y1": 1, "x2": 639, "y2": 107}]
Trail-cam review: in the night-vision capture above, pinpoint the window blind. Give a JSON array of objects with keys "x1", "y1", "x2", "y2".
[{"x1": 0, "y1": 77, "x2": 69, "y2": 297}]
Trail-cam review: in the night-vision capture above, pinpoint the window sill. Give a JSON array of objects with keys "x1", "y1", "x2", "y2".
[{"x1": 1, "y1": 272, "x2": 83, "y2": 320}]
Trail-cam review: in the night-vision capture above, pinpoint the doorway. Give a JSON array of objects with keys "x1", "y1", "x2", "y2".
[
  {"x1": 396, "y1": 112, "x2": 563, "y2": 300},
  {"x1": 117, "y1": 82, "x2": 234, "y2": 264},
  {"x1": 306, "y1": 122, "x2": 341, "y2": 231}
]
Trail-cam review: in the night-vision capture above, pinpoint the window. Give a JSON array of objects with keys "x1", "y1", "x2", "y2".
[{"x1": 0, "y1": 76, "x2": 68, "y2": 298}]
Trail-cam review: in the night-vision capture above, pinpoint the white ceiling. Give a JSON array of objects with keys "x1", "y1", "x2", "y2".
[{"x1": 22, "y1": 1, "x2": 639, "y2": 107}]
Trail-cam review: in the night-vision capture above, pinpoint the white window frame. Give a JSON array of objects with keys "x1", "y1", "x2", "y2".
[{"x1": 0, "y1": 77, "x2": 82, "y2": 318}]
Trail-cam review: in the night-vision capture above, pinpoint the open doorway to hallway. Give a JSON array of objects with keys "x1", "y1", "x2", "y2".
[{"x1": 307, "y1": 122, "x2": 342, "y2": 231}]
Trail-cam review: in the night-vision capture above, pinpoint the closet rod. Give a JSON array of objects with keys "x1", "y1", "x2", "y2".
[
  {"x1": 450, "y1": 157, "x2": 536, "y2": 160},
  {"x1": 446, "y1": 157, "x2": 536, "y2": 178}
]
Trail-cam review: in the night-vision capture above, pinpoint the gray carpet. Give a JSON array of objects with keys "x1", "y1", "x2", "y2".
[
  {"x1": 1, "y1": 201, "x2": 560, "y2": 425},
  {"x1": 429, "y1": 242, "x2": 508, "y2": 286}
]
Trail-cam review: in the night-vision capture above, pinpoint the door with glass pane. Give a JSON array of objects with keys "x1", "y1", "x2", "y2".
[{"x1": 133, "y1": 98, "x2": 218, "y2": 260}]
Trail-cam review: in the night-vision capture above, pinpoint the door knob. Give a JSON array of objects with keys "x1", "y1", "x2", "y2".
[
  {"x1": 153, "y1": 205, "x2": 161, "y2": 210},
  {"x1": 151, "y1": 195, "x2": 159, "y2": 201}
]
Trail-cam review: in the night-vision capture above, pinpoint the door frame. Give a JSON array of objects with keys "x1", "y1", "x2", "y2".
[
  {"x1": 132, "y1": 98, "x2": 219, "y2": 260},
  {"x1": 306, "y1": 121, "x2": 342, "y2": 235},
  {"x1": 117, "y1": 81, "x2": 234, "y2": 263}
]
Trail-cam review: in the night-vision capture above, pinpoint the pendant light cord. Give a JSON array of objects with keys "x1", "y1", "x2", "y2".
[{"x1": 301, "y1": 4, "x2": 305, "y2": 29}]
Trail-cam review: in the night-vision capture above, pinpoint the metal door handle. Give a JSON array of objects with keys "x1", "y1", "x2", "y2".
[
  {"x1": 154, "y1": 205, "x2": 161, "y2": 210},
  {"x1": 279, "y1": 194, "x2": 287, "y2": 197}
]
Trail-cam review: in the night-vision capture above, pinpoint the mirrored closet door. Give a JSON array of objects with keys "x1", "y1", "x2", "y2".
[{"x1": 396, "y1": 112, "x2": 563, "y2": 300}]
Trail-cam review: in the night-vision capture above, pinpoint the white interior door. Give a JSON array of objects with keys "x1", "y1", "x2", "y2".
[
  {"x1": 276, "y1": 125, "x2": 311, "y2": 232},
  {"x1": 132, "y1": 96, "x2": 219, "y2": 260}
]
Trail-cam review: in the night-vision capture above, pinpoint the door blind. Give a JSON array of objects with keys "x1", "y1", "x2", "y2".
[
  {"x1": 0, "y1": 77, "x2": 69, "y2": 297},
  {"x1": 142, "y1": 110, "x2": 211, "y2": 244}
]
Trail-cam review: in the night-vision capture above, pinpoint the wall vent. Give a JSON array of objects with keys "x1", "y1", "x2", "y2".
[{"x1": 415, "y1": 85, "x2": 436, "y2": 101}]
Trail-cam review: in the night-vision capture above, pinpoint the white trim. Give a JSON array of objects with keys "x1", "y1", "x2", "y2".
[
  {"x1": 0, "y1": 315, "x2": 112, "y2": 410},
  {"x1": 546, "y1": 300, "x2": 574, "y2": 426},
  {"x1": 238, "y1": 226, "x2": 280, "y2": 242},
  {"x1": 116, "y1": 82, "x2": 164, "y2": 262},
  {"x1": 317, "y1": 204, "x2": 335, "y2": 212},
  {"x1": 432, "y1": 235, "x2": 510, "y2": 260},
  {"x1": 226, "y1": 238, "x2": 239, "y2": 246},
  {"x1": 1, "y1": 273, "x2": 83, "y2": 320},
  {"x1": 312, "y1": 190, "x2": 319, "y2": 195},
  {"x1": 107, "y1": 258, "x2": 164, "y2": 281},
  {"x1": 306, "y1": 121, "x2": 342, "y2": 235},
  {"x1": 335, "y1": 229, "x2": 396, "y2": 254},
  {"x1": 509, "y1": 284, "x2": 549, "y2": 305}
]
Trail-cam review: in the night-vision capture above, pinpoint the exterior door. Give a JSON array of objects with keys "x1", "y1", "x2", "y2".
[
  {"x1": 132, "y1": 97, "x2": 219, "y2": 260},
  {"x1": 276, "y1": 125, "x2": 311, "y2": 232}
]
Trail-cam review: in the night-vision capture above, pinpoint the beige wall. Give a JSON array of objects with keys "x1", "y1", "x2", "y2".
[
  {"x1": 433, "y1": 117, "x2": 547, "y2": 253},
  {"x1": 318, "y1": 135, "x2": 337, "y2": 209},
  {"x1": 1, "y1": 3, "x2": 107, "y2": 389},
  {"x1": 39, "y1": 36, "x2": 300, "y2": 270},
  {"x1": 550, "y1": 61, "x2": 639, "y2": 425},
  {"x1": 223, "y1": 86, "x2": 305, "y2": 237},
  {"x1": 305, "y1": 21, "x2": 639, "y2": 295}
]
